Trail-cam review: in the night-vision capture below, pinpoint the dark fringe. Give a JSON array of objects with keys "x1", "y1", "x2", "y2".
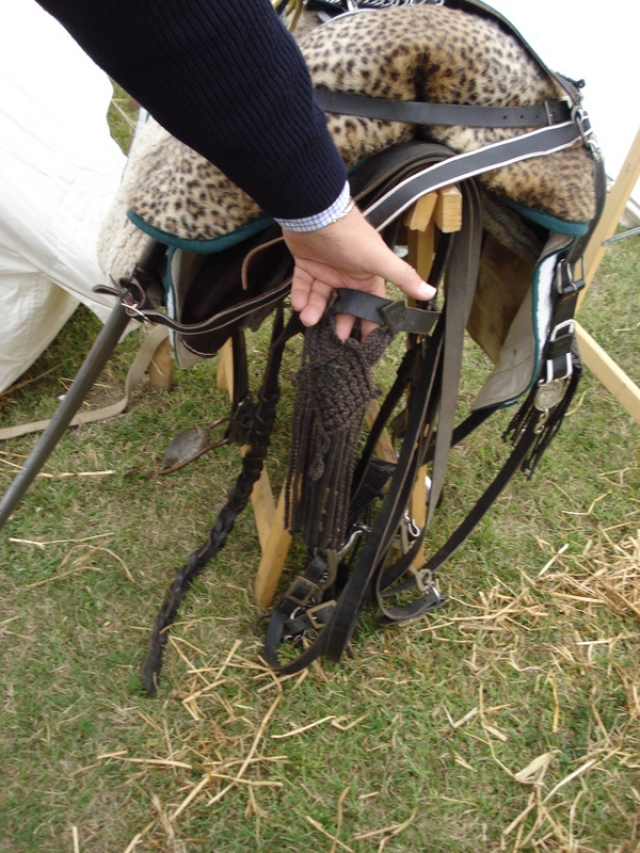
[
  {"x1": 285, "y1": 314, "x2": 391, "y2": 550},
  {"x1": 504, "y1": 346, "x2": 583, "y2": 479}
]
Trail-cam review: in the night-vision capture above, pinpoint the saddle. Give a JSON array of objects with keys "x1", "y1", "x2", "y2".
[{"x1": 94, "y1": 0, "x2": 604, "y2": 692}]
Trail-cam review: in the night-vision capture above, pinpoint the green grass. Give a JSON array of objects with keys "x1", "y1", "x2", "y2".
[{"x1": 0, "y1": 87, "x2": 639, "y2": 849}]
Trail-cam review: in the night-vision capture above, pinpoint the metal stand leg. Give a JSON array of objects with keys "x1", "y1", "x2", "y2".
[{"x1": 0, "y1": 301, "x2": 130, "y2": 531}]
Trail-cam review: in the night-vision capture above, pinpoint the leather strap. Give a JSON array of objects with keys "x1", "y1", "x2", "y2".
[
  {"x1": 363, "y1": 121, "x2": 590, "y2": 231},
  {"x1": 0, "y1": 324, "x2": 168, "y2": 441},
  {"x1": 315, "y1": 89, "x2": 572, "y2": 129},
  {"x1": 331, "y1": 289, "x2": 438, "y2": 336}
]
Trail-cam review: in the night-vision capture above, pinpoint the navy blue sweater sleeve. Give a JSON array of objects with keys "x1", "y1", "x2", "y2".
[{"x1": 35, "y1": 0, "x2": 347, "y2": 219}]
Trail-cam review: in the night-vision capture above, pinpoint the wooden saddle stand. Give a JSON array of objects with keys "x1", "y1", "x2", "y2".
[{"x1": 4, "y1": 0, "x2": 638, "y2": 696}]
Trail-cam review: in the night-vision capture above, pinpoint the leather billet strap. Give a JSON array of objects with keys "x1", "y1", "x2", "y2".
[{"x1": 314, "y1": 89, "x2": 573, "y2": 129}]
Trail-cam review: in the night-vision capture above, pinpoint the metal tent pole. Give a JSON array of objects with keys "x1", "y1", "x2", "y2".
[{"x1": 0, "y1": 300, "x2": 130, "y2": 531}]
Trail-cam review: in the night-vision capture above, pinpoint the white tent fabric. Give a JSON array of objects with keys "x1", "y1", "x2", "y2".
[
  {"x1": 492, "y1": 0, "x2": 639, "y2": 203},
  {"x1": 0, "y1": 0, "x2": 127, "y2": 393}
]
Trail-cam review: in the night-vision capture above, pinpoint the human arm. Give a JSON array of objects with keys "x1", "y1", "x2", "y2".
[{"x1": 36, "y1": 0, "x2": 433, "y2": 335}]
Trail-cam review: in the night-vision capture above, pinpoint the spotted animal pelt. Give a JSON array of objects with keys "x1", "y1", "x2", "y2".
[{"x1": 98, "y1": 5, "x2": 595, "y2": 272}]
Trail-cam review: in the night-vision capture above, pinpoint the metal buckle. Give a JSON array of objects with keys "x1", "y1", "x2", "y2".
[
  {"x1": 307, "y1": 600, "x2": 336, "y2": 630},
  {"x1": 286, "y1": 576, "x2": 320, "y2": 607},
  {"x1": 545, "y1": 354, "x2": 572, "y2": 384},
  {"x1": 555, "y1": 261, "x2": 584, "y2": 297},
  {"x1": 571, "y1": 104, "x2": 593, "y2": 146},
  {"x1": 549, "y1": 319, "x2": 575, "y2": 343},
  {"x1": 119, "y1": 278, "x2": 150, "y2": 324}
]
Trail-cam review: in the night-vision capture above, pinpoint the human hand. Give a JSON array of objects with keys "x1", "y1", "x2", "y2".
[{"x1": 282, "y1": 206, "x2": 436, "y2": 341}]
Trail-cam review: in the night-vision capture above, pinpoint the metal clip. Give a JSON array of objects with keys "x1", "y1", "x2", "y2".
[
  {"x1": 571, "y1": 105, "x2": 593, "y2": 146},
  {"x1": 398, "y1": 513, "x2": 420, "y2": 554},
  {"x1": 407, "y1": 565, "x2": 435, "y2": 594},
  {"x1": 337, "y1": 523, "x2": 370, "y2": 559},
  {"x1": 533, "y1": 408, "x2": 550, "y2": 435}
]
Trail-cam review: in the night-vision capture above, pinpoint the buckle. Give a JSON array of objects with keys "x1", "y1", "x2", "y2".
[
  {"x1": 571, "y1": 104, "x2": 593, "y2": 146},
  {"x1": 555, "y1": 261, "x2": 584, "y2": 297},
  {"x1": 549, "y1": 319, "x2": 575, "y2": 343},
  {"x1": 545, "y1": 353, "x2": 572, "y2": 383},
  {"x1": 307, "y1": 600, "x2": 336, "y2": 630},
  {"x1": 286, "y1": 575, "x2": 320, "y2": 607}
]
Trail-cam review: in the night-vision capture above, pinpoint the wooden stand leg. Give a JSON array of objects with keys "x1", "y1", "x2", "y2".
[
  {"x1": 575, "y1": 127, "x2": 640, "y2": 426},
  {"x1": 148, "y1": 336, "x2": 174, "y2": 390},
  {"x1": 254, "y1": 487, "x2": 292, "y2": 607}
]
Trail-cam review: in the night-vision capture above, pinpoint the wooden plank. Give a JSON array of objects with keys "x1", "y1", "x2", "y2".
[
  {"x1": 250, "y1": 466, "x2": 276, "y2": 552},
  {"x1": 216, "y1": 337, "x2": 234, "y2": 395},
  {"x1": 575, "y1": 322, "x2": 640, "y2": 424},
  {"x1": 147, "y1": 336, "x2": 174, "y2": 390},
  {"x1": 254, "y1": 486, "x2": 292, "y2": 607},
  {"x1": 403, "y1": 192, "x2": 437, "y2": 231},
  {"x1": 434, "y1": 184, "x2": 463, "y2": 233},
  {"x1": 406, "y1": 223, "x2": 435, "y2": 283}
]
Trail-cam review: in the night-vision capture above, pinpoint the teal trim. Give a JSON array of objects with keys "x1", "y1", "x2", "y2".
[
  {"x1": 474, "y1": 234, "x2": 577, "y2": 413},
  {"x1": 504, "y1": 199, "x2": 590, "y2": 236},
  {"x1": 126, "y1": 210, "x2": 274, "y2": 253}
]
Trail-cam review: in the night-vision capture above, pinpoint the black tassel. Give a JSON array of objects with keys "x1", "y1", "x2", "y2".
[
  {"x1": 504, "y1": 347, "x2": 583, "y2": 479},
  {"x1": 285, "y1": 313, "x2": 391, "y2": 550}
]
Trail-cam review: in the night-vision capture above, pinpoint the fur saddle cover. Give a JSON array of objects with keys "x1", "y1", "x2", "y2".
[
  {"x1": 97, "y1": 0, "x2": 599, "y2": 404},
  {"x1": 100, "y1": 3, "x2": 595, "y2": 253}
]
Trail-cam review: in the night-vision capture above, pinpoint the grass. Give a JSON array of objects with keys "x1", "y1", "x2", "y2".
[{"x1": 0, "y1": 89, "x2": 639, "y2": 852}]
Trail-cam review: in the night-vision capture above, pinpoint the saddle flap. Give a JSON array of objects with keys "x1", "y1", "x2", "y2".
[{"x1": 167, "y1": 224, "x2": 293, "y2": 363}]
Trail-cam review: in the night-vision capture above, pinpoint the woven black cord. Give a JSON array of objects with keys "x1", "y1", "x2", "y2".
[
  {"x1": 285, "y1": 312, "x2": 392, "y2": 550},
  {"x1": 142, "y1": 309, "x2": 294, "y2": 696}
]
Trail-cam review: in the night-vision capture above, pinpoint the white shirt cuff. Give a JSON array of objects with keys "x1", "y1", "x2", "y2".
[{"x1": 274, "y1": 181, "x2": 353, "y2": 232}]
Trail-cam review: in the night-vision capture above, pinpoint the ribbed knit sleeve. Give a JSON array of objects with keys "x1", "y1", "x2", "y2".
[{"x1": 35, "y1": 0, "x2": 348, "y2": 219}]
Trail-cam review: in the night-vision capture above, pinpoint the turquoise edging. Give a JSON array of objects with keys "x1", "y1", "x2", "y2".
[
  {"x1": 504, "y1": 199, "x2": 590, "y2": 236},
  {"x1": 126, "y1": 210, "x2": 274, "y2": 254}
]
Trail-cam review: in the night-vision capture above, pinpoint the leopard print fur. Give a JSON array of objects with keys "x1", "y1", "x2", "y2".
[{"x1": 101, "y1": 5, "x2": 595, "y2": 260}]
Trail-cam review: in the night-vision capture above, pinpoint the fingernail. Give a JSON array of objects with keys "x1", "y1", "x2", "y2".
[{"x1": 418, "y1": 282, "x2": 436, "y2": 299}]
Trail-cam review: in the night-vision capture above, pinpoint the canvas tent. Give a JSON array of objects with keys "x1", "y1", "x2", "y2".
[{"x1": 0, "y1": 0, "x2": 126, "y2": 393}]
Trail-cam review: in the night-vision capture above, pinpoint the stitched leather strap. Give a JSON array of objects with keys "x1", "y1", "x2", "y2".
[{"x1": 362, "y1": 121, "x2": 589, "y2": 231}]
